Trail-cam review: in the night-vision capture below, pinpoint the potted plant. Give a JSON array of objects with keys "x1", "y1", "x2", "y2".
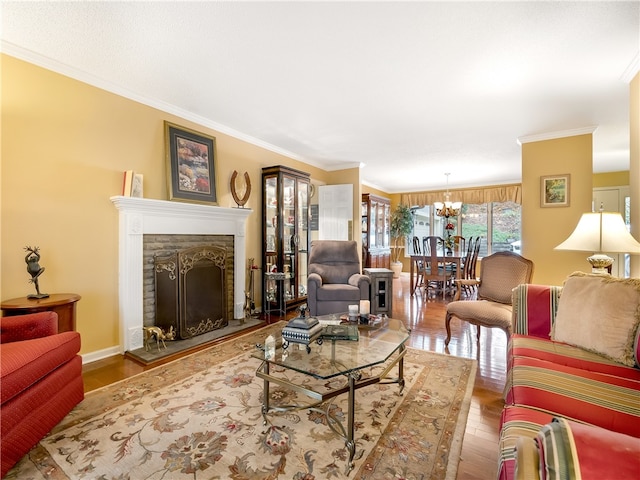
[{"x1": 389, "y1": 203, "x2": 413, "y2": 278}]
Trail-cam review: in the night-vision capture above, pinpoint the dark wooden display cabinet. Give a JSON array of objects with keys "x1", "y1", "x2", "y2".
[
  {"x1": 361, "y1": 193, "x2": 391, "y2": 269},
  {"x1": 262, "y1": 166, "x2": 310, "y2": 313}
]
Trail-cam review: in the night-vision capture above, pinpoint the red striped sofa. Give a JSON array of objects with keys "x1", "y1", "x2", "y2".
[
  {"x1": 498, "y1": 276, "x2": 640, "y2": 480},
  {"x1": 0, "y1": 311, "x2": 84, "y2": 478}
]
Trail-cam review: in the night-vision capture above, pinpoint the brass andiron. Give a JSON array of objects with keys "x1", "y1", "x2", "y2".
[
  {"x1": 244, "y1": 257, "x2": 259, "y2": 320},
  {"x1": 24, "y1": 246, "x2": 49, "y2": 299}
]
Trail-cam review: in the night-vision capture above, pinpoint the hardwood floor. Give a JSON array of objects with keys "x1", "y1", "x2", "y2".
[{"x1": 82, "y1": 273, "x2": 504, "y2": 479}]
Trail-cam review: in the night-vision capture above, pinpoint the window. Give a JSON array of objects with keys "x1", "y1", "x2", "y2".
[
  {"x1": 409, "y1": 201, "x2": 521, "y2": 257},
  {"x1": 490, "y1": 202, "x2": 521, "y2": 254},
  {"x1": 460, "y1": 204, "x2": 487, "y2": 256}
]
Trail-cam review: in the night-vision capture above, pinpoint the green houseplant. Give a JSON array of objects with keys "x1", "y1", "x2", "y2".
[{"x1": 389, "y1": 203, "x2": 413, "y2": 277}]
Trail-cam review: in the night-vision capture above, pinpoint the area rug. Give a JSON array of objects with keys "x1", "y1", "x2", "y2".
[{"x1": 7, "y1": 323, "x2": 476, "y2": 480}]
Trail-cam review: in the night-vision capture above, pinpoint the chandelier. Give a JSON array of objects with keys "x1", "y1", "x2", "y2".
[{"x1": 434, "y1": 173, "x2": 462, "y2": 217}]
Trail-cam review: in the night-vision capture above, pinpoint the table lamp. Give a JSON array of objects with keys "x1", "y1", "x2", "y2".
[{"x1": 554, "y1": 206, "x2": 640, "y2": 274}]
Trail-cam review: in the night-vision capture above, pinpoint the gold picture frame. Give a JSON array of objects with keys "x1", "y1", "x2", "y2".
[
  {"x1": 165, "y1": 121, "x2": 218, "y2": 205},
  {"x1": 540, "y1": 174, "x2": 570, "y2": 208}
]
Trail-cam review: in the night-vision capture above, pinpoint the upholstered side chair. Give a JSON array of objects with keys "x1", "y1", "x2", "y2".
[
  {"x1": 307, "y1": 240, "x2": 370, "y2": 316},
  {"x1": 444, "y1": 251, "x2": 534, "y2": 346}
]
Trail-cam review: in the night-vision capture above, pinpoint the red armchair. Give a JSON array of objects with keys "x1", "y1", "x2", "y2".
[{"x1": 0, "y1": 311, "x2": 83, "y2": 477}]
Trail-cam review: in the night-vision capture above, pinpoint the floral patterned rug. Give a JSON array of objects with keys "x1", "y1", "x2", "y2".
[{"x1": 7, "y1": 323, "x2": 476, "y2": 480}]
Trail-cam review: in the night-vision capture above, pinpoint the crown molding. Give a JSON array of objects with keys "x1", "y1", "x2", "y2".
[
  {"x1": 1, "y1": 41, "x2": 321, "y2": 167},
  {"x1": 621, "y1": 51, "x2": 640, "y2": 84},
  {"x1": 517, "y1": 126, "x2": 599, "y2": 145}
]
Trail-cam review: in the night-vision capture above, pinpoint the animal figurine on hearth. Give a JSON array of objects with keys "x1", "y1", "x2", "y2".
[{"x1": 143, "y1": 325, "x2": 176, "y2": 352}]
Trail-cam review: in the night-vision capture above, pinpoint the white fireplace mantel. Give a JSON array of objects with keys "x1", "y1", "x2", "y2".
[{"x1": 111, "y1": 196, "x2": 253, "y2": 352}]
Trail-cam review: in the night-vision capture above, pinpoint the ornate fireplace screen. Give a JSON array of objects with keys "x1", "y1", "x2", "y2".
[{"x1": 154, "y1": 245, "x2": 229, "y2": 339}]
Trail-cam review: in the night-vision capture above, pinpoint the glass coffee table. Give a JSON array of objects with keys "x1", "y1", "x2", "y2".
[{"x1": 252, "y1": 315, "x2": 411, "y2": 474}]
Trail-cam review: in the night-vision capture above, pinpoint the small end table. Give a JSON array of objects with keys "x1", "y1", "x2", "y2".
[
  {"x1": 1, "y1": 293, "x2": 81, "y2": 332},
  {"x1": 363, "y1": 268, "x2": 393, "y2": 315}
]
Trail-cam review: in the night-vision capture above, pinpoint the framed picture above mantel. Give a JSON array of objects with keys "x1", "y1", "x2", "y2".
[
  {"x1": 540, "y1": 174, "x2": 570, "y2": 208},
  {"x1": 165, "y1": 121, "x2": 218, "y2": 205}
]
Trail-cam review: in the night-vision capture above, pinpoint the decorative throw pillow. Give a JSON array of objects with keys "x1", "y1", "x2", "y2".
[
  {"x1": 536, "y1": 417, "x2": 640, "y2": 480},
  {"x1": 552, "y1": 272, "x2": 640, "y2": 367},
  {"x1": 536, "y1": 418, "x2": 577, "y2": 480}
]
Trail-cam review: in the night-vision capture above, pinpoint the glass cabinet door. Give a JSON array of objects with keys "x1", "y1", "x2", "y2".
[
  {"x1": 361, "y1": 201, "x2": 369, "y2": 247},
  {"x1": 282, "y1": 175, "x2": 296, "y2": 302},
  {"x1": 376, "y1": 202, "x2": 385, "y2": 248},
  {"x1": 297, "y1": 178, "x2": 309, "y2": 299},
  {"x1": 383, "y1": 203, "x2": 390, "y2": 248},
  {"x1": 264, "y1": 175, "x2": 278, "y2": 304},
  {"x1": 262, "y1": 166, "x2": 310, "y2": 313},
  {"x1": 361, "y1": 193, "x2": 391, "y2": 269},
  {"x1": 369, "y1": 201, "x2": 376, "y2": 247}
]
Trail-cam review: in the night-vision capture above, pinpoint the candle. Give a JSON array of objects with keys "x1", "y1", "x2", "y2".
[
  {"x1": 348, "y1": 304, "x2": 359, "y2": 322},
  {"x1": 360, "y1": 300, "x2": 370, "y2": 315}
]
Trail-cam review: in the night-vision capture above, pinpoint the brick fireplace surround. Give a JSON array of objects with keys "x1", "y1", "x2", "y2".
[{"x1": 111, "y1": 196, "x2": 252, "y2": 353}]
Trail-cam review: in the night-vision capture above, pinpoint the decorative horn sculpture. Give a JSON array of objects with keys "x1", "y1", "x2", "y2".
[{"x1": 230, "y1": 170, "x2": 251, "y2": 208}]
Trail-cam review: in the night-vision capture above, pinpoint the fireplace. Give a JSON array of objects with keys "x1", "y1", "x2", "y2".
[
  {"x1": 111, "y1": 196, "x2": 252, "y2": 353},
  {"x1": 153, "y1": 244, "x2": 230, "y2": 339}
]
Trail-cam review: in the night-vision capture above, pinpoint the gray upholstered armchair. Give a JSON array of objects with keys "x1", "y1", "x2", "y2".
[{"x1": 307, "y1": 240, "x2": 370, "y2": 316}]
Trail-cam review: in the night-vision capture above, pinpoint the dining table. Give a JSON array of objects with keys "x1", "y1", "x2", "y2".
[{"x1": 409, "y1": 249, "x2": 465, "y2": 296}]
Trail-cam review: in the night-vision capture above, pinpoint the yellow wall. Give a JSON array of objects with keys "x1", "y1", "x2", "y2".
[
  {"x1": 521, "y1": 134, "x2": 594, "y2": 285},
  {"x1": 593, "y1": 171, "x2": 629, "y2": 187},
  {"x1": 1, "y1": 55, "x2": 332, "y2": 355}
]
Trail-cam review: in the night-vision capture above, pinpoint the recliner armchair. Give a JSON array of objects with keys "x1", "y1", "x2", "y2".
[{"x1": 306, "y1": 240, "x2": 370, "y2": 316}]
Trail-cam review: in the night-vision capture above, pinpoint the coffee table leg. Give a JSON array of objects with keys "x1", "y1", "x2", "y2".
[
  {"x1": 398, "y1": 344, "x2": 405, "y2": 394},
  {"x1": 261, "y1": 361, "x2": 270, "y2": 425},
  {"x1": 344, "y1": 372, "x2": 357, "y2": 475}
]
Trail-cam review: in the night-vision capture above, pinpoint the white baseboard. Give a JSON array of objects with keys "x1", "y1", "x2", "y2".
[{"x1": 81, "y1": 346, "x2": 121, "y2": 365}]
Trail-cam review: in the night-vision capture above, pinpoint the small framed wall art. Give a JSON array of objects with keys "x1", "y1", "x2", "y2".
[
  {"x1": 540, "y1": 174, "x2": 570, "y2": 208},
  {"x1": 165, "y1": 121, "x2": 218, "y2": 205}
]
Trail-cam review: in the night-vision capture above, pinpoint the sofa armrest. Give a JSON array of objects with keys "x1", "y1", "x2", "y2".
[
  {"x1": 308, "y1": 272, "x2": 323, "y2": 289},
  {"x1": 0, "y1": 311, "x2": 58, "y2": 343},
  {"x1": 349, "y1": 273, "x2": 371, "y2": 299},
  {"x1": 511, "y1": 284, "x2": 562, "y2": 338},
  {"x1": 306, "y1": 273, "x2": 323, "y2": 316}
]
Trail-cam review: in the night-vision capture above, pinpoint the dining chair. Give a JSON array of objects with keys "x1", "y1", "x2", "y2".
[
  {"x1": 421, "y1": 236, "x2": 450, "y2": 299},
  {"x1": 452, "y1": 235, "x2": 466, "y2": 252},
  {"x1": 412, "y1": 236, "x2": 425, "y2": 292},
  {"x1": 445, "y1": 235, "x2": 467, "y2": 283},
  {"x1": 468, "y1": 236, "x2": 481, "y2": 280},
  {"x1": 456, "y1": 237, "x2": 474, "y2": 296},
  {"x1": 444, "y1": 251, "x2": 534, "y2": 346},
  {"x1": 459, "y1": 236, "x2": 481, "y2": 297}
]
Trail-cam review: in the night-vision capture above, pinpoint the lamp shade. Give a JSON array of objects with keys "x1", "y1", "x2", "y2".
[{"x1": 555, "y1": 211, "x2": 640, "y2": 254}]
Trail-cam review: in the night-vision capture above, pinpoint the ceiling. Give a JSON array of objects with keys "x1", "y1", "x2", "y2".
[{"x1": 2, "y1": 1, "x2": 639, "y2": 193}]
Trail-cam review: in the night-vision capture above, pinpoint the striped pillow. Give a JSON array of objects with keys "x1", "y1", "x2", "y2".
[
  {"x1": 536, "y1": 418, "x2": 577, "y2": 480},
  {"x1": 536, "y1": 417, "x2": 640, "y2": 480}
]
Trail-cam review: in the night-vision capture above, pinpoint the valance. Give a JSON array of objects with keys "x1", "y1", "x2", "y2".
[{"x1": 400, "y1": 184, "x2": 521, "y2": 207}]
